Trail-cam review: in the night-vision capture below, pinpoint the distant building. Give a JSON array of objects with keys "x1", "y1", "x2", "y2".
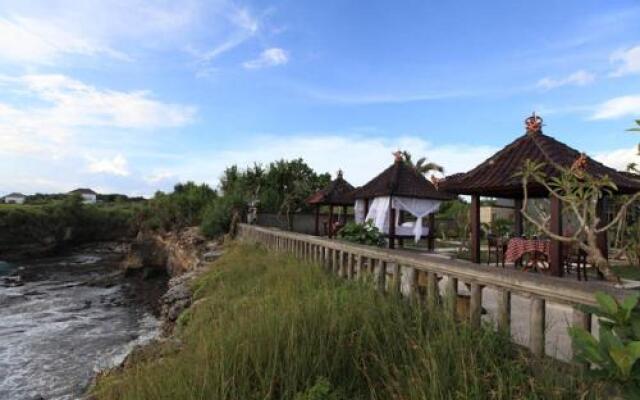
[
  {"x1": 480, "y1": 198, "x2": 515, "y2": 225},
  {"x1": 69, "y1": 188, "x2": 98, "y2": 204},
  {"x1": 3, "y1": 193, "x2": 26, "y2": 205}
]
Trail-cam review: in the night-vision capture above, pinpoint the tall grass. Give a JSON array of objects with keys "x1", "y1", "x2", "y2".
[{"x1": 93, "y1": 243, "x2": 585, "y2": 400}]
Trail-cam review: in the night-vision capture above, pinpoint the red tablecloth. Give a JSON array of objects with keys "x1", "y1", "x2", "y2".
[{"x1": 504, "y1": 238, "x2": 550, "y2": 263}]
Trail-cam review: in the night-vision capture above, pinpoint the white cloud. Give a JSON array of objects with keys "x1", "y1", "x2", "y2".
[
  {"x1": 243, "y1": 47, "x2": 289, "y2": 69},
  {"x1": 0, "y1": 15, "x2": 128, "y2": 64},
  {"x1": 595, "y1": 146, "x2": 639, "y2": 172},
  {"x1": 167, "y1": 134, "x2": 497, "y2": 188},
  {"x1": 87, "y1": 154, "x2": 130, "y2": 176},
  {"x1": 536, "y1": 70, "x2": 595, "y2": 90},
  {"x1": 0, "y1": 73, "x2": 196, "y2": 157},
  {"x1": 591, "y1": 95, "x2": 640, "y2": 120},
  {"x1": 187, "y1": 3, "x2": 263, "y2": 64},
  {"x1": 0, "y1": 1, "x2": 264, "y2": 66},
  {"x1": 610, "y1": 45, "x2": 640, "y2": 77}
]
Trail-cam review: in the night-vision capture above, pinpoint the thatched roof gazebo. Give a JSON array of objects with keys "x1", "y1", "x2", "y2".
[
  {"x1": 441, "y1": 114, "x2": 640, "y2": 276},
  {"x1": 352, "y1": 153, "x2": 454, "y2": 249},
  {"x1": 306, "y1": 170, "x2": 355, "y2": 237}
]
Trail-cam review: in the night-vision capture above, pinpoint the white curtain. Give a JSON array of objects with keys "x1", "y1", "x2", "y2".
[
  {"x1": 354, "y1": 199, "x2": 366, "y2": 223},
  {"x1": 393, "y1": 197, "x2": 442, "y2": 242},
  {"x1": 363, "y1": 196, "x2": 442, "y2": 243},
  {"x1": 364, "y1": 196, "x2": 390, "y2": 233}
]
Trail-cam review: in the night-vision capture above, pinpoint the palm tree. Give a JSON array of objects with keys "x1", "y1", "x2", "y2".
[
  {"x1": 627, "y1": 119, "x2": 640, "y2": 156},
  {"x1": 400, "y1": 150, "x2": 444, "y2": 175}
]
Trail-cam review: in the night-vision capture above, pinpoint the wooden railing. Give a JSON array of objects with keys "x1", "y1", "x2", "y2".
[{"x1": 238, "y1": 223, "x2": 633, "y2": 360}]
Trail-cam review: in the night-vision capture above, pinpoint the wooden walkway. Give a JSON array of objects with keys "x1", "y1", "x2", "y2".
[{"x1": 238, "y1": 224, "x2": 633, "y2": 361}]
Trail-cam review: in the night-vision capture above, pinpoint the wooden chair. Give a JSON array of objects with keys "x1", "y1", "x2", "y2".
[
  {"x1": 564, "y1": 244, "x2": 588, "y2": 281},
  {"x1": 487, "y1": 234, "x2": 506, "y2": 267}
]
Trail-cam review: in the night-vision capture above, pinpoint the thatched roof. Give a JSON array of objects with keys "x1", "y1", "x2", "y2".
[
  {"x1": 441, "y1": 117, "x2": 640, "y2": 198},
  {"x1": 352, "y1": 159, "x2": 454, "y2": 200},
  {"x1": 306, "y1": 171, "x2": 356, "y2": 206}
]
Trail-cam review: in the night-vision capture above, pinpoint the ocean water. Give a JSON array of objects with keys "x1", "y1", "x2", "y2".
[{"x1": 0, "y1": 251, "x2": 163, "y2": 400}]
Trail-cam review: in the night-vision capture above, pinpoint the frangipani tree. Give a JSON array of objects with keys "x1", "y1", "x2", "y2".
[{"x1": 519, "y1": 157, "x2": 640, "y2": 283}]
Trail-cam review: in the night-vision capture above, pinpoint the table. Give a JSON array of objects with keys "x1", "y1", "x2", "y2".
[{"x1": 504, "y1": 238, "x2": 550, "y2": 272}]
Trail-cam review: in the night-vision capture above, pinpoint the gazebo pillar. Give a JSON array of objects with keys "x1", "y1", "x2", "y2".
[
  {"x1": 388, "y1": 197, "x2": 396, "y2": 249},
  {"x1": 514, "y1": 198, "x2": 523, "y2": 236},
  {"x1": 470, "y1": 195, "x2": 481, "y2": 263},
  {"x1": 328, "y1": 205, "x2": 334, "y2": 238},
  {"x1": 427, "y1": 213, "x2": 435, "y2": 251},
  {"x1": 314, "y1": 205, "x2": 320, "y2": 236},
  {"x1": 549, "y1": 196, "x2": 564, "y2": 277}
]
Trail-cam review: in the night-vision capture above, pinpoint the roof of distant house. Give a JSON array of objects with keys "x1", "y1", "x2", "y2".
[
  {"x1": 4, "y1": 192, "x2": 26, "y2": 198},
  {"x1": 306, "y1": 170, "x2": 356, "y2": 206},
  {"x1": 69, "y1": 188, "x2": 97, "y2": 195},
  {"x1": 351, "y1": 157, "x2": 454, "y2": 201},
  {"x1": 441, "y1": 115, "x2": 640, "y2": 198}
]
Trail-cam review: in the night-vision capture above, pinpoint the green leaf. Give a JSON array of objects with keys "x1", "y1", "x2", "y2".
[
  {"x1": 632, "y1": 319, "x2": 640, "y2": 340},
  {"x1": 600, "y1": 328, "x2": 624, "y2": 352},
  {"x1": 596, "y1": 292, "x2": 619, "y2": 317},
  {"x1": 610, "y1": 348, "x2": 634, "y2": 378},
  {"x1": 569, "y1": 327, "x2": 606, "y2": 364},
  {"x1": 628, "y1": 341, "x2": 640, "y2": 359},
  {"x1": 621, "y1": 295, "x2": 640, "y2": 320}
]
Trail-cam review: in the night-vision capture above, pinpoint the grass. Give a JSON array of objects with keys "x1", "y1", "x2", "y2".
[{"x1": 93, "y1": 242, "x2": 588, "y2": 400}]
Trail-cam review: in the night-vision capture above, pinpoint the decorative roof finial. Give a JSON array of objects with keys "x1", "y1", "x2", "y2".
[
  {"x1": 571, "y1": 153, "x2": 588, "y2": 178},
  {"x1": 393, "y1": 150, "x2": 403, "y2": 163},
  {"x1": 525, "y1": 112, "x2": 543, "y2": 135},
  {"x1": 337, "y1": 169, "x2": 343, "y2": 179}
]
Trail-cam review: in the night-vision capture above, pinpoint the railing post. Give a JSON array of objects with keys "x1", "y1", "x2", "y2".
[
  {"x1": 406, "y1": 266, "x2": 418, "y2": 302},
  {"x1": 356, "y1": 255, "x2": 363, "y2": 280},
  {"x1": 376, "y1": 260, "x2": 386, "y2": 293},
  {"x1": 332, "y1": 249, "x2": 339, "y2": 274},
  {"x1": 497, "y1": 289, "x2": 511, "y2": 334},
  {"x1": 427, "y1": 271, "x2": 438, "y2": 307},
  {"x1": 445, "y1": 276, "x2": 458, "y2": 319},
  {"x1": 530, "y1": 297, "x2": 546, "y2": 357},
  {"x1": 347, "y1": 253, "x2": 354, "y2": 279},
  {"x1": 470, "y1": 283, "x2": 483, "y2": 327},
  {"x1": 393, "y1": 263, "x2": 402, "y2": 295}
]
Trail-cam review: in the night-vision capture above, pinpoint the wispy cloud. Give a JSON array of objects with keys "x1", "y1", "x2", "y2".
[
  {"x1": 302, "y1": 88, "x2": 474, "y2": 105},
  {"x1": 0, "y1": 15, "x2": 128, "y2": 64},
  {"x1": 610, "y1": 45, "x2": 640, "y2": 77},
  {"x1": 536, "y1": 70, "x2": 595, "y2": 90},
  {"x1": 188, "y1": 4, "x2": 262, "y2": 64},
  {"x1": 591, "y1": 95, "x2": 640, "y2": 120},
  {"x1": 242, "y1": 47, "x2": 288, "y2": 69},
  {"x1": 0, "y1": 73, "x2": 196, "y2": 156}
]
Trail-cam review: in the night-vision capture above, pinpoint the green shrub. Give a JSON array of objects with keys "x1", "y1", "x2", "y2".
[
  {"x1": 569, "y1": 292, "x2": 640, "y2": 398},
  {"x1": 200, "y1": 193, "x2": 246, "y2": 238},
  {"x1": 337, "y1": 220, "x2": 385, "y2": 246}
]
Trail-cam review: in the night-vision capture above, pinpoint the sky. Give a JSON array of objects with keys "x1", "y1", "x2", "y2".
[{"x1": 1, "y1": 0, "x2": 640, "y2": 197}]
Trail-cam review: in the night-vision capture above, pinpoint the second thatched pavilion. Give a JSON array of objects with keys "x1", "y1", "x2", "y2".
[{"x1": 351, "y1": 153, "x2": 455, "y2": 249}]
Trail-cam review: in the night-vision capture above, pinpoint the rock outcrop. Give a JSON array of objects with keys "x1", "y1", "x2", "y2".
[
  {"x1": 121, "y1": 226, "x2": 223, "y2": 334},
  {"x1": 121, "y1": 227, "x2": 216, "y2": 276}
]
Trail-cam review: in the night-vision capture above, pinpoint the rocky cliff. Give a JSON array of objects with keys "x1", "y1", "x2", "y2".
[{"x1": 121, "y1": 227, "x2": 223, "y2": 334}]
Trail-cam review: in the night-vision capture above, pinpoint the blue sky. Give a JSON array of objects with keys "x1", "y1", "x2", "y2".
[{"x1": 1, "y1": 0, "x2": 640, "y2": 196}]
